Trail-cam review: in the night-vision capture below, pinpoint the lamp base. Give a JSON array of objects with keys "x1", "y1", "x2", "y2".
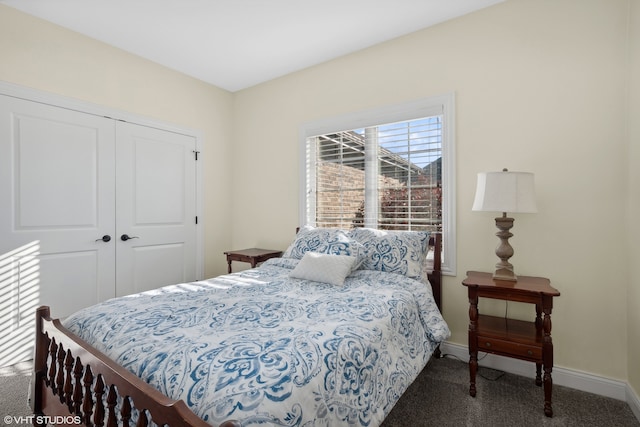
[
  {"x1": 493, "y1": 266, "x2": 517, "y2": 282},
  {"x1": 494, "y1": 215, "x2": 517, "y2": 282}
]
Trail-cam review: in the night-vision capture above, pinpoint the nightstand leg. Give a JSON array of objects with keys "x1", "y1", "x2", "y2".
[
  {"x1": 544, "y1": 366, "x2": 553, "y2": 417},
  {"x1": 535, "y1": 304, "x2": 543, "y2": 387},
  {"x1": 468, "y1": 292, "x2": 478, "y2": 397},
  {"x1": 469, "y1": 352, "x2": 478, "y2": 397},
  {"x1": 542, "y1": 303, "x2": 554, "y2": 417}
]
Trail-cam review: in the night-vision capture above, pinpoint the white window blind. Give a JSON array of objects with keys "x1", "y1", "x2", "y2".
[{"x1": 306, "y1": 116, "x2": 442, "y2": 232}]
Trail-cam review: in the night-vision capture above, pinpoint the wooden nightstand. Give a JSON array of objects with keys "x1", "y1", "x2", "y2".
[
  {"x1": 224, "y1": 248, "x2": 283, "y2": 273},
  {"x1": 462, "y1": 271, "x2": 560, "y2": 417}
]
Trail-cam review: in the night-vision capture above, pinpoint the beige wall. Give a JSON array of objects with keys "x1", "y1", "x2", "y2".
[
  {"x1": 1, "y1": 0, "x2": 637, "y2": 390},
  {"x1": 627, "y1": 0, "x2": 640, "y2": 399},
  {"x1": 0, "y1": 4, "x2": 234, "y2": 278},
  {"x1": 232, "y1": 0, "x2": 632, "y2": 381}
]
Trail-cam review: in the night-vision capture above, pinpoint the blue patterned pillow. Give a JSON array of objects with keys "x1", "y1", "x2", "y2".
[
  {"x1": 283, "y1": 226, "x2": 365, "y2": 268},
  {"x1": 348, "y1": 228, "x2": 430, "y2": 279}
]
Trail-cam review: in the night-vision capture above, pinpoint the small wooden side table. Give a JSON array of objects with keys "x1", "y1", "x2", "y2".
[
  {"x1": 462, "y1": 271, "x2": 560, "y2": 417},
  {"x1": 224, "y1": 248, "x2": 283, "y2": 273}
]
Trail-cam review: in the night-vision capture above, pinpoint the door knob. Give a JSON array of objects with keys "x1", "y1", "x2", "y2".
[
  {"x1": 121, "y1": 234, "x2": 139, "y2": 241},
  {"x1": 95, "y1": 235, "x2": 111, "y2": 242}
]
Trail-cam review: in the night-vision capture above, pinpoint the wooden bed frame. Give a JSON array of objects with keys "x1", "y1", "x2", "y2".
[{"x1": 32, "y1": 232, "x2": 442, "y2": 427}]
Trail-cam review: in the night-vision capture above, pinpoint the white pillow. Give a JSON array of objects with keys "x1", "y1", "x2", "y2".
[{"x1": 289, "y1": 252, "x2": 356, "y2": 286}]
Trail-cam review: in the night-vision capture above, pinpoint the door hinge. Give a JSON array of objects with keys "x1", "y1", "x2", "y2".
[
  {"x1": 193, "y1": 150, "x2": 200, "y2": 160},
  {"x1": 195, "y1": 216, "x2": 198, "y2": 224}
]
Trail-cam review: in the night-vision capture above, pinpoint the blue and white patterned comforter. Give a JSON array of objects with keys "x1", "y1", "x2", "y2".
[{"x1": 63, "y1": 258, "x2": 450, "y2": 427}]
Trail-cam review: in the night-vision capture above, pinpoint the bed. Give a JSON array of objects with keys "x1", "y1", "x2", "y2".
[{"x1": 31, "y1": 227, "x2": 449, "y2": 427}]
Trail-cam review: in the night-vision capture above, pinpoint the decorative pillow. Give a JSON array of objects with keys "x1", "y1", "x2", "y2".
[
  {"x1": 348, "y1": 228, "x2": 430, "y2": 279},
  {"x1": 283, "y1": 226, "x2": 365, "y2": 269},
  {"x1": 289, "y1": 252, "x2": 356, "y2": 286}
]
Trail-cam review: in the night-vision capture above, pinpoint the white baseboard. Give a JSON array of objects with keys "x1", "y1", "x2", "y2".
[
  {"x1": 627, "y1": 382, "x2": 640, "y2": 423},
  {"x1": 439, "y1": 342, "x2": 640, "y2": 422}
]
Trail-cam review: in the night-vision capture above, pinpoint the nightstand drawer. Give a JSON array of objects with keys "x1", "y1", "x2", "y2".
[{"x1": 478, "y1": 336, "x2": 542, "y2": 360}]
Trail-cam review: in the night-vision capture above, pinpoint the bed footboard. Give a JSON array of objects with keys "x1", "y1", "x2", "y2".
[{"x1": 32, "y1": 306, "x2": 241, "y2": 427}]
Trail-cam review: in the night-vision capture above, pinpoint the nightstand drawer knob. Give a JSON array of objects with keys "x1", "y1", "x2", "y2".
[
  {"x1": 527, "y1": 350, "x2": 533, "y2": 356},
  {"x1": 485, "y1": 342, "x2": 491, "y2": 347}
]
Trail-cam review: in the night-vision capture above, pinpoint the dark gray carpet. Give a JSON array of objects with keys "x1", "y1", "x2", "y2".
[
  {"x1": 383, "y1": 355, "x2": 640, "y2": 427},
  {"x1": 1, "y1": 358, "x2": 638, "y2": 426},
  {"x1": 0, "y1": 361, "x2": 32, "y2": 422}
]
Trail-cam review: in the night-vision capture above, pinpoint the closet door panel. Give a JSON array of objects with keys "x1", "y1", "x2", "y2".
[
  {"x1": 134, "y1": 138, "x2": 186, "y2": 224},
  {"x1": 115, "y1": 122, "x2": 197, "y2": 296},
  {"x1": 37, "y1": 251, "x2": 100, "y2": 319},
  {"x1": 16, "y1": 116, "x2": 100, "y2": 227},
  {"x1": 131, "y1": 243, "x2": 186, "y2": 292}
]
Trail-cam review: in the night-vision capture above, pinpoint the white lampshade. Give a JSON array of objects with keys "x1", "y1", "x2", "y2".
[{"x1": 472, "y1": 170, "x2": 537, "y2": 214}]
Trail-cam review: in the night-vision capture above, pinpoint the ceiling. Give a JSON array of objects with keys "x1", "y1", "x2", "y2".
[{"x1": 2, "y1": 0, "x2": 504, "y2": 92}]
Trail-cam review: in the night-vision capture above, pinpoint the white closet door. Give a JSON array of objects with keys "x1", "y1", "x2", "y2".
[
  {"x1": 0, "y1": 95, "x2": 116, "y2": 366},
  {"x1": 115, "y1": 122, "x2": 197, "y2": 296}
]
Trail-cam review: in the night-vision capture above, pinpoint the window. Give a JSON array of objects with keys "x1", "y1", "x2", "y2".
[{"x1": 299, "y1": 94, "x2": 456, "y2": 275}]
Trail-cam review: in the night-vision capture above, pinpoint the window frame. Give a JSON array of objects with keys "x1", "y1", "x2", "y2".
[{"x1": 298, "y1": 93, "x2": 456, "y2": 276}]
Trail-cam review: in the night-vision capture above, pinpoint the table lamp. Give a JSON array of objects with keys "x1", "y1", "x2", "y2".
[{"x1": 472, "y1": 168, "x2": 537, "y2": 281}]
